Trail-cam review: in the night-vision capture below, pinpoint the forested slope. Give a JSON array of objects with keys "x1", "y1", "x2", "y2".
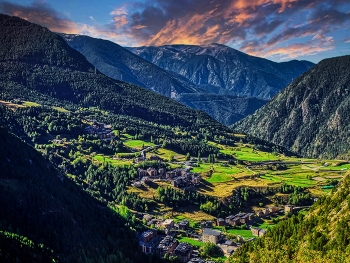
[
  {"x1": 232, "y1": 55, "x2": 350, "y2": 159},
  {"x1": 229, "y1": 171, "x2": 350, "y2": 263},
  {"x1": 0, "y1": 14, "x2": 223, "y2": 130},
  {"x1": 0, "y1": 127, "x2": 164, "y2": 263}
]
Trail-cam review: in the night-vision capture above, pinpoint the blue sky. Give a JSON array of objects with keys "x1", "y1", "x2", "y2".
[{"x1": 1, "y1": 0, "x2": 349, "y2": 63}]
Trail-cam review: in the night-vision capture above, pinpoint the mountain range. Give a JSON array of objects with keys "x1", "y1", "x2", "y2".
[
  {"x1": 128, "y1": 44, "x2": 314, "y2": 100},
  {"x1": 61, "y1": 34, "x2": 313, "y2": 125},
  {"x1": 232, "y1": 55, "x2": 350, "y2": 159},
  {"x1": 0, "y1": 14, "x2": 223, "y2": 131}
]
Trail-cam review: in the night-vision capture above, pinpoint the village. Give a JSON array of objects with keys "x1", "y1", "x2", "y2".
[
  {"x1": 138, "y1": 205, "x2": 300, "y2": 262},
  {"x1": 83, "y1": 121, "x2": 314, "y2": 262},
  {"x1": 134, "y1": 165, "x2": 202, "y2": 189}
]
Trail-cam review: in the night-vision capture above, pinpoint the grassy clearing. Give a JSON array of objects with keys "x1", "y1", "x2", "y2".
[
  {"x1": 93, "y1": 155, "x2": 132, "y2": 166},
  {"x1": 319, "y1": 163, "x2": 350, "y2": 171},
  {"x1": 52, "y1": 106, "x2": 69, "y2": 113},
  {"x1": 172, "y1": 207, "x2": 215, "y2": 222},
  {"x1": 23, "y1": 101, "x2": 41, "y2": 107},
  {"x1": 178, "y1": 237, "x2": 204, "y2": 247},
  {"x1": 120, "y1": 133, "x2": 133, "y2": 139},
  {"x1": 198, "y1": 178, "x2": 269, "y2": 198},
  {"x1": 123, "y1": 139, "x2": 155, "y2": 150},
  {"x1": 260, "y1": 173, "x2": 316, "y2": 187},
  {"x1": 152, "y1": 148, "x2": 185, "y2": 162},
  {"x1": 225, "y1": 229, "x2": 255, "y2": 239},
  {"x1": 192, "y1": 163, "x2": 245, "y2": 183},
  {"x1": 219, "y1": 145, "x2": 280, "y2": 162}
]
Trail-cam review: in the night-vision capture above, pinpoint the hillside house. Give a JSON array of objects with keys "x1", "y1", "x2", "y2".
[
  {"x1": 202, "y1": 228, "x2": 223, "y2": 244},
  {"x1": 226, "y1": 212, "x2": 254, "y2": 226},
  {"x1": 158, "y1": 168, "x2": 166, "y2": 177},
  {"x1": 155, "y1": 235, "x2": 178, "y2": 257},
  {"x1": 162, "y1": 219, "x2": 174, "y2": 229},
  {"x1": 178, "y1": 219, "x2": 190, "y2": 230},
  {"x1": 174, "y1": 242, "x2": 193, "y2": 263},
  {"x1": 269, "y1": 206, "x2": 279, "y2": 213},
  {"x1": 251, "y1": 227, "x2": 266, "y2": 237},
  {"x1": 217, "y1": 218, "x2": 226, "y2": 226},
  {"x1": 200, "y1": 221, "x2": 214, "y2": 228},
  {"x1": 139, "y1": 230, "x2": 160, "y2": 253},
  {"x1": 225, "y1": 215, "x2": 240, "y2": 226},
  {"x1": 147, "y1": 168, "x2": 158, "y2": 177},
  {"x1": 140, "y1": 230, "x2": 157, "y2": 243},
  {"x1": 85, "y1": 122, "x2": 114, "y2": 139},
  {"x1": 138, "y1": 168, "x2": 148, "y2": 178}
]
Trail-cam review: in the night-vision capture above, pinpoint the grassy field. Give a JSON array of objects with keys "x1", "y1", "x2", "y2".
[
  {"x1": 225, "y1": 229, "x2": 255, "y2": 239},
  {"x1": 260, "y1": 173, "x2": 317, "y2": 187},
  {"x1": 152, "y1": 147, "x2": 186, "y2": 162},
  {"x1": 192, "y1": 163, "x2": 247, "y2": 183},
  {"x1": 123, "y1": 139, "x2": 155, "y2": 150},
  {"x1": 217, "y1": 144, "x2": 281, "y2": 162},
  {"x1": 172, "y1": 208, "x2": 215, "y2": 222},
  {"x1": 23, "y1": 101, "x2": 41, "y2": 107},
  {"x1": 93, "y1": 155, "x2": 132, "y2": 166},
  {"x1": 178, "y1": 237, "x2": 204, "y2": 247},
  {"x1": 198, "y1": 178, "x2": 269, "y2": 198},
  {"x1": 52, "y1": 106, "x2": 69, "y2": 113}
]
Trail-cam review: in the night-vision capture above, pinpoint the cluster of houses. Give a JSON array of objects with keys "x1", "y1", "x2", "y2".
[
  {"x1": 134, "y1": 167, "x2": 201, "y2": 188},
  {"x1": 140, "y1": 216, "x2": 242, "y2": 260},
  {"x1": 85, "y1": 121, "x2": 114, "y2": 139},
  {"x1": 216, "y1": 206, "x2": 282, "y2": 228},
  {"x1": 139, "y1": 230, "x2": 193, "y2": 262},
  {"x1": 138, "y1": 227, "x2": 237, "y2": 262}
]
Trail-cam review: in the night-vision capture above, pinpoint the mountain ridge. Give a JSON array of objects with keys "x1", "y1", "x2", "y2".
[
  {"x1": 60, "y1": 34, "x2": 311, "y2": 125},
  {"x1": 0, "y1": 14, "x2": 224, "y2": 130},
  {"x1": 232, "y1": 55, "x2": 350, "y2": 159},
  {"x1": 127, "y1": 44, "x2": 314, "y2": 100}
]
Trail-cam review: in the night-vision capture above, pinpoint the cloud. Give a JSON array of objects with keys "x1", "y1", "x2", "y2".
[
  {"x1": 111, "y1": 0, "x2": 349, "y2": 60},
  {"x1": 1, "y1": 0, "x2": 349, "y2": 60},
  {"x1": 0, "y1": 0, "x2": 80, "y2": 33},
  {"x1": 242, "y1": 34, "x2": 335, "y2": 60},
  {"x1": 0, "y1": 0, "x2": 133, "y2": 45}
]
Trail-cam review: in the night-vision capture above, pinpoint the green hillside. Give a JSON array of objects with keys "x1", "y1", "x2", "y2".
[
  {"x1": 0, "y1": 14, "x2": 223, "y2": 130},
  {"x1": 232, "y1": 55, "x2": 350, "y2": 159},
  {"x1": 0, "y1": 127, "x2": 164, "y2": 263},
  {"x1": 229, "y1": 171, "x2": 350, "y2": 263}
]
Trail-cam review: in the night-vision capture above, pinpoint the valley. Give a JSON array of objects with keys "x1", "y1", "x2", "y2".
[
  {"x1": 0, "y1": 12, "x2": 349, "y2": 263},
  {"x1": 1, "y1": 98, "x2": 347, "y2": 261}
]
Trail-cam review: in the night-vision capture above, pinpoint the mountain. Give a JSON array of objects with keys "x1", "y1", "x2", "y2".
[
  {"x1": 60, "y1": 34, "x2": 267, "y2": 125},
  {"x1": 0, "y1": 14, "x2": 223, "y2": 131},
  {"x1": 60, "y1": 34, "x2": 203, "y2": 98},
  {"x1": 232, "y1": 55, "x2": 350, "y2": 159},
  {"x1": 0, "y1": 127, "x2": 150, "y2": 263},
  {"x1": 127, "y1": 44, "x2": 314, "y2": 100},
  {"x1": 229, "y1": 171, "x2": 350, "y2": 263}
]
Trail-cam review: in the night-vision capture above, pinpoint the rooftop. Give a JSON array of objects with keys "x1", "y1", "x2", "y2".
[
  {"x1": 202, "y1": 228, "x2": 221, "y2": 236},
  {"x1": 174, "y1": 242, "x2": 193, "y2": 255}
]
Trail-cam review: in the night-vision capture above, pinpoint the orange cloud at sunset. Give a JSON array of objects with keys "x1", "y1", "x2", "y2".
[{"x1": 1, "y1": 0, "x2": 349, "y2": 62}]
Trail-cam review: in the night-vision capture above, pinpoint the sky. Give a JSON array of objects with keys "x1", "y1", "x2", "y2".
[{"x1": 0, "y1": 0, "x2": 349, "y2": 63}]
